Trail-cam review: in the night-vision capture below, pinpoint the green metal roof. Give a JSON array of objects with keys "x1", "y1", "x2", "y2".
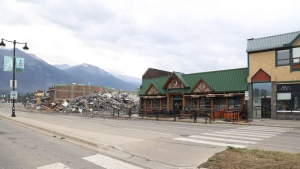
[
  {"x1": 247, "y1": 31, "x2": 300, "y2": 52},
  {"x1": 139, "y1": 68, "x2": 248, "y2": 96}
]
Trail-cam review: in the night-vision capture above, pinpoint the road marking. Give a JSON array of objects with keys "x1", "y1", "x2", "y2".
[
  {"x1": 83, "y1": 154, "x2": 144, "y2": 169},
  {"x1": 37, "y1": 162, "x2": 71, "y2": 169},
  {"x1": 219, "y1": 130, "x2": 276, "y2": 136},
  {"x1": 201, "y1": 133, "x2": 264, "y2": 141},
  {"x1": 189, "y1": 135, "x2": 257, "y2": 144},
  {"x1": 238, "y1": 126, "x2": 292, "y2": 132},
  {"x1": 214, "y1": 131, "x2": 272, "y2": 138},
  {"x1": 123, "y1": 128, "x2": 172, "y2": 135},
  {"x1": 174, "y1": 137, "x2": 246, "y2": 148},
  {"x1": 229, "y1": 129, "x2": 282, "y2": 135}
]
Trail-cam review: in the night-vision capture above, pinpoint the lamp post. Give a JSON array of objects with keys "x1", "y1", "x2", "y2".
[{"x1": 0, "y1": 38, "x2": 29, "y2": 117}]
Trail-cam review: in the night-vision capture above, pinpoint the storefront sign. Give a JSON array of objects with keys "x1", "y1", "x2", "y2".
[{"x1": 277, "y1": 84, "x2": 300, "y2": 93}]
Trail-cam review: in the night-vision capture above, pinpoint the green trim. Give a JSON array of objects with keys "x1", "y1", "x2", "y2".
[
  {"x1": 275, "y1": 48, "x2": 291, "y2": 67},
  {"x1": 289, "y1": 34, "x2": 300, "y2": 46},
  {"x1": 276, "y1": 80, "x2": 300, "y2": 83}
]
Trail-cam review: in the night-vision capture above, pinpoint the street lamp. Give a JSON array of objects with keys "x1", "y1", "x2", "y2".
[{"x1": 0, "y1": 38, "x2": 29, "y2": 117}]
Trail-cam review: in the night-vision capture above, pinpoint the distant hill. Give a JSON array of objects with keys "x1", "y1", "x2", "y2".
[
  {"x1": 114, "y1": 74, "x2": 141, "y2": 86},
  {"x1": 63, "y1": 63, "x2": 139, "y2": 90},
  {"x1": 53, "y1": 64, "x2": 71, "y2": 70},
  {"x1": 0, "y1": 48, "x2": 79, "y2": 94},
  {"x1": 0, "y1": 49, "x2": 140, "y2": 95}
]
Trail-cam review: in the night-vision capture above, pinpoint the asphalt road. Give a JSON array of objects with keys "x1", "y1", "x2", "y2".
[
  {"x1": 1, "y1": 103, "x2": 300, "y2": 169},
  {"x1": 0, "y1": 117, "x2": 106, "y2": 169}
]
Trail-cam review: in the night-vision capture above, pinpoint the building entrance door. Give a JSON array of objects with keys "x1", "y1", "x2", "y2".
[{"x1": 261, "y1": 98, "x2": 271, "y2": 118}]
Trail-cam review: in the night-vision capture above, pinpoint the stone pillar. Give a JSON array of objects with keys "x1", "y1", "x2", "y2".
[
  {"x1": 271, "y1": 82, "x2": 277, "y2": 119},
  {"x1": 247, "y1": 83, "x2": 253, "y2": 122}
]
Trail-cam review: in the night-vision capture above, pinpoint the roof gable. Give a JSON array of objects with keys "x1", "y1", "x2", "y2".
[
  {"x1": 247, "y1": 31, "x2": 300, "y2": 52},
  {"x1": 162, "y1": 72, "x2": 188, "y2": 89},
  {"x1": 251, "y1": 69, "x2": 271, "y2": 82},
  {"x1": 191, "y1": 79, "x2": 213, "y2": 93},
  {"x1": 145, "y1": 83, "x2": 160, "y2": 95}
]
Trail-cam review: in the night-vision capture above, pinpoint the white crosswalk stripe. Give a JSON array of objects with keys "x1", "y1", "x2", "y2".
[
  {"x1": 174, "y1": 126, "x2": 292, "y2": 148},
  {"x1": 37, "y1": 154, "x2": 144, "y2": 169},
  {"x1": 37, "y1": 162, "x2": 71, "y2": 169},
  {"x1": 83, "y1": 154, "x2": 144, "y2": 169}
]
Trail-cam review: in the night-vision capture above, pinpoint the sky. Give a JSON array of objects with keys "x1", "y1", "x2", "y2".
[{"x1": 1, "y1": 0, "x2": 300, "y2": 78}]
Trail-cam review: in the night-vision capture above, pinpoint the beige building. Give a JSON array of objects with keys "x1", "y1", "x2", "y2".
[{"x1": 247, "y1": 31, "x2": 300, "y2": 120}]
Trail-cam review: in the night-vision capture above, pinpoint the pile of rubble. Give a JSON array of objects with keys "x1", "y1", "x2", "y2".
[{"x1": 37, "y1": 91, "x2": 139, "y2": 113}]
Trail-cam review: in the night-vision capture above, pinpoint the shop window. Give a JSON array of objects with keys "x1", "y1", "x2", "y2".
[
  {"x1": 229, "y1": 97, "x2": 240, "y2": 110},
  {"x1": 277, "y1": 93, "x2": 291, "y2": 112},
  {"x1": 293, "y1": 47, "x2": 300, "y2": 64},
  {"x1": 146, "y1": 99, "x2": 151, "y2": 109},
  {"x1": 276, "y1": 49, "x2": 290, "y2": 66},
  {"x1": 187, "y1": 98, "x2": 197, "y2": 110},
  {"x1": 292, "y1": 92, "x2": 300, "y2": 112},
  {"x1": 213, "y1": 98, "x2": 226, "y2": 109},
  {"x1": 200, "y1": 98, "x2": 211, "y2": 109},
  {"x1": 152, "y1": 99, "x2": 160, "y2": 108},
  {"x1": 161, "y1": 98, "x2": 167, "y2": 108},
  {"x1": 277, "y1": 92, "x2": 300, "y2": 113}
]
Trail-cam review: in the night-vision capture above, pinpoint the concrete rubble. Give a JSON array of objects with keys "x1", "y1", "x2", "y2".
[{"x1": 36, "y1": 91, "x2": 139, "y2": 113}]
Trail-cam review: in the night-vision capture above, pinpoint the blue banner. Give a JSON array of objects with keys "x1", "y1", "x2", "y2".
[
  {"x1": 16, "y1": 57, "x2": 25, "y2": 73},
  {"x1": 3, "y1": 56, "x2": 13, "y2": 72},
  {"x1": 3, "y1": 56, "x2": 25, "y2": 72}
]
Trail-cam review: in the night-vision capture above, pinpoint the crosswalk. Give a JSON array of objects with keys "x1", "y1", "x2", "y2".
[
  {"x1": 37, "y1": 154, "x2": 144, "y2": 169},
  {"x1": 174, "y1": 126, "x2": 293, "y2": 148}
]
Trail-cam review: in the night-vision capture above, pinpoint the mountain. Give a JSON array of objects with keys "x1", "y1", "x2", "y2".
[
  {"x1": 0, "y1": 49, "x2": 139, "y2": 94},
  {"x1": 0, "y1": 48, "x2": 81, "y2": 94},
  {"x1": 63, "y1": 63, "x2": 139, "y2": 90},
  {"x1": 114, "y1": 74, "x2": 141, "y2": 86},
  {"x1": 55, "y1": 64, "x2": 142, "y2": 87},
  {"x1": 53, "y1": 64, "x2": 71, "y2": 70}
]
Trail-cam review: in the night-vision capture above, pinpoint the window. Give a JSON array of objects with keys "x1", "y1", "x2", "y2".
[
  {"x1": 152, "y1": 99, "x2": 160, "y2": 108},
  {"x1": 293, "y1": 47, "x2": 300, "y2": 64},
  {"x1": 229, "y1": 97, "x2": 241, "y2": 110},
  {"x1": 213, "y1": 98, "x2": 226, "y2": 109},
  {"x1": 161, "y1": 98, "x2": 167, "y2": 108},
  {"x1": 200, "y1": 98, "x2": 211, "y2": 109},
  {"x1": 292, "y1": 92, "x2": 300, "y2": 112},
  {"x1": 277, "y1": 49, "x2": 290, "y2": 66},
  {"x1": 187, "y1": 98, "x2": 197, "y2": 109}
]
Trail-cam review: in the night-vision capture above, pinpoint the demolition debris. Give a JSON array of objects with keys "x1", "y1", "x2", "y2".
[{"x1": 35, "y1": 91, "x2": 139, "y2": 113}]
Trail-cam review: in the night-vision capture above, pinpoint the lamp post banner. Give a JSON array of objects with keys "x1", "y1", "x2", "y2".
[
  {"x1": 3, "y1": 56, "x2": 24, "y2": 72},
  {"x1": 3, "y1": 55, "x2": 13, "y2": 72},
  {"x1": 16, "y1": 57, "x2": 24, "y2": 73}
]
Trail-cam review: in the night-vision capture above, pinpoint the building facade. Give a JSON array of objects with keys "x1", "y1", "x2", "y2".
[
  {"x1": 247, "y1": 31, "x2": 300, "y2": 120},
  {"x1": 139, "y1": 68, "x2": 248, "y2": 118},
  {"x1": 139, "y1": 31, "x2": 300, "y2": 120}
]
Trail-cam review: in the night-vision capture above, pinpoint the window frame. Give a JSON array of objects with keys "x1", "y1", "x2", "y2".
[{"x1": 276, "y1": 49, "x2": 290, "y2": 66}]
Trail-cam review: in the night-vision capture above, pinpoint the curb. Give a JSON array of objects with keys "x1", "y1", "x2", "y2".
[{"x1": 0, "y1": 114, "x2": 100, "y2": 148}]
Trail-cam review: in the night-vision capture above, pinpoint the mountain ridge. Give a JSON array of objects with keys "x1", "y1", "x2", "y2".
[{"x1": 0, "y1": 49, "x2": 141, "y2": 94}]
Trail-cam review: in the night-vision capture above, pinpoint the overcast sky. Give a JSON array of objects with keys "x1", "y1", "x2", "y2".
[{"x1": 1, "y1": 0, "x2": 300, "y2": 78}]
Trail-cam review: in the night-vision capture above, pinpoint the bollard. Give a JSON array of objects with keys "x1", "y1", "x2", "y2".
[
  {"x1": 174, "y1": 110, "x2": 177, "y2": 121},
  {"x1": 205, "y1": 111, "x2": 208, "y2": 124},
  {"x1": 129, "y1": 108, "x2": 132, "y2": 118},
  {"x1": 209, "y1": 110, "x2": 212, "y2": 124},
  {"x1": 193, "y1": 111, "x2": 197, "y2": 123}
]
